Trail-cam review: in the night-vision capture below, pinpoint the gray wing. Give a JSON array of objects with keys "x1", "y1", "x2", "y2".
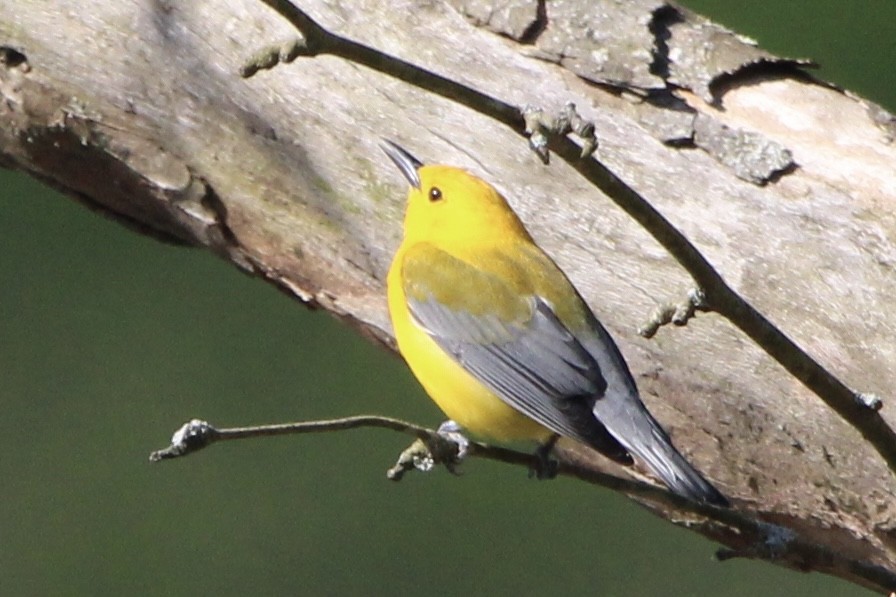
[
  {"x1": 577, "y1": 313, "x2": 730, "y2": 505},
  {"x1": 408, "y1": 294, "x2": 630, "y2": 461}
]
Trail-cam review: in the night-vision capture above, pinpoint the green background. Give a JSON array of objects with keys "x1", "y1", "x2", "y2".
[{"x1": 1, "y1": 2, "x2": 893, "y2": 595}]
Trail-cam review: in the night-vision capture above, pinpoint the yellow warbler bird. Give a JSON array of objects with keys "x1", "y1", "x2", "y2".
[{"x1": 382, "y1": 140, "x2": 727, "y2": 506}]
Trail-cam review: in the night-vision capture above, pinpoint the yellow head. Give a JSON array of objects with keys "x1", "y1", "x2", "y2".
[{"x1": 381, "y1": 141, "x2": 531, "y2": 246}]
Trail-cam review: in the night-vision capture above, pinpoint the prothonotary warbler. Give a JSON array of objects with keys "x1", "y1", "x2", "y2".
[{"x1": 382, "y1": 140, "x2": 728, "y2": 506}]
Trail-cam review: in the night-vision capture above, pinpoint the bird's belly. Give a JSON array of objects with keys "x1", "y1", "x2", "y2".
[{"x1": 393, "y1": 308, "x2": 550, "y2": 443}]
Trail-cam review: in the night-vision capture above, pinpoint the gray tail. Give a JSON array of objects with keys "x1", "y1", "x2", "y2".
[
  {"x1": 594, "y1": 397, "x2": 728, "y2": 507},
  {"x1": 627, "y1": 420, "x2": 728, "y2": 506}
]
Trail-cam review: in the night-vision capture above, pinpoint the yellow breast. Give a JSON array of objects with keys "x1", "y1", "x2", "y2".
[{"x1": 387, "y1": 249, "x2": 550, "y2": 443}]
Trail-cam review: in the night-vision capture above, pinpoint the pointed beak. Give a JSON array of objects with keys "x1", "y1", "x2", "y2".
[{"x1": 380, "y1": 139, "x2": 422, "y2": 189}]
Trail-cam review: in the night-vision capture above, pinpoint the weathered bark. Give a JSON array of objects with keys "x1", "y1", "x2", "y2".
[{"x1": 2, "y1": 0, "x2": 895, "y2": 591}]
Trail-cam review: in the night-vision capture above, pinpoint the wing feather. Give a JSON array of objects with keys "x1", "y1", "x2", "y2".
[
  {"x1": 399, "y1": 243, "x2": 726, "y2": 504},
  {"x1": 402, "y1": 245, "x2": 627, "y2": 457}
]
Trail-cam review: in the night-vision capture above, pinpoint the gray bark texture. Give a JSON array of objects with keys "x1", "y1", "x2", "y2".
[{"x1": 2, "y1": 0, "x2": 896, "y2": 592}]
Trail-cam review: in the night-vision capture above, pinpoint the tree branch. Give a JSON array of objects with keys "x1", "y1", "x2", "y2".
[
  {"x1": 3, "y1": 0, "x2": 896, "y2": 591},
  {"x1": 149, "y1": 414, "x2": 896, "y2": 594},
  {"x1": 253, "y1": 0, "x2": 896, "y2": 477}
]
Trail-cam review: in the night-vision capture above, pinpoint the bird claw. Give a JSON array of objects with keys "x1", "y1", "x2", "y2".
[
  {"x1": 435, "y1": 420, "x2": 470, "y2": 474},
  {"x1": 528, "y1": 436, "x2": 559, "y2": 480}
]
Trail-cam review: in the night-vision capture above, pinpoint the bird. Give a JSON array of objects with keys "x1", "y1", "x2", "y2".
[{"x1": 381, "y1": 140, "x2": 728, "y2": 506}]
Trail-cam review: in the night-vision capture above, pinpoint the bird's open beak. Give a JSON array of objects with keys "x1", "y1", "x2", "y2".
[{"x1": 380, "y1": 139, "x2": 422, "y2": 189}]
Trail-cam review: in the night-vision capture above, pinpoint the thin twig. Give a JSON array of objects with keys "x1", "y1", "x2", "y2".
[
  {"x1": 147, "y1": 415, "x2": 695, "y2": 504},
  {"x1": 149, "y1": 413, "x2": 896, "y2": 593},
  {"x1": 144, "y1": 414, "x2": 750, "y2": 513},
  {"x1": 252, "y1": 0, "x2": 896, "y2": 475},
  {"x1": 148, "y1": 415, "x2": 431, "y2": 461}
]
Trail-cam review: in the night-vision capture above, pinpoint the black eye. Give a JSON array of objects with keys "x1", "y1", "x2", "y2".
[{"x1": 428, "y1": 187, "x2": 442, "y2": 202}]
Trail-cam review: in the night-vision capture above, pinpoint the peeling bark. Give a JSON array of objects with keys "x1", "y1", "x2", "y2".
[{"x1": 2, "y1": 0, "x2": 896, "y2": 592}]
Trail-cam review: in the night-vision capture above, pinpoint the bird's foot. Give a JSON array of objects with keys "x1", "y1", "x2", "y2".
[
  {"x1": 433, "y1": 420, "x2": 470, "y2": 474},
  {"x1": 529, "y1": 436, "x2": 560, "y2": 480}
]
